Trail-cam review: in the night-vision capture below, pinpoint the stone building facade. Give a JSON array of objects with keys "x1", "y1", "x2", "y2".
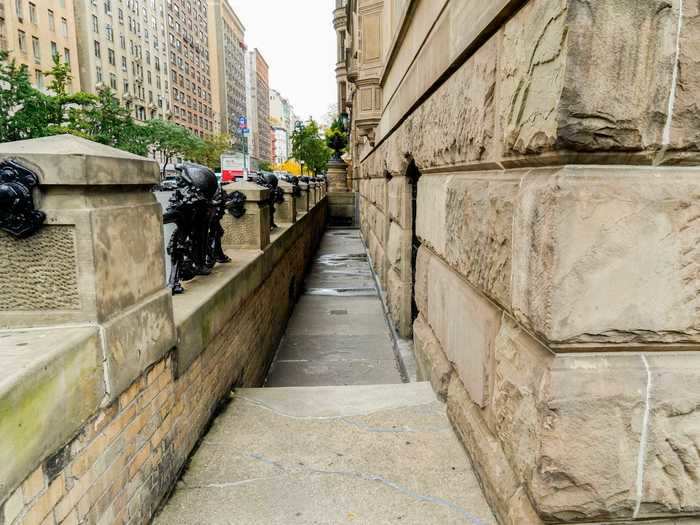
[
  {"x1": 337, "y1": 0, "x2": 700, "y2": 523},
  {"x1": 73, "y1": 0, "x2": 170, "y2": 122},
  {"x1": 246, "y1": 48, "x2": 271, "y2": 166},
  {"x1": 208, "y1": 0, "x2": 246, "y2": 137},
  {"x1": 0, "y1": 0, "x2": 81, "y2": 92},
  {"x1": 165, "y1": 0, "x2": 215, "y2": 136}
]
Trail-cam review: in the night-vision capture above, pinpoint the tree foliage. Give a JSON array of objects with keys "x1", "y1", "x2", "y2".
[
  {"x1": 0, "y1": 52, "x2": 233, "y2": 173},
  {"x1": 291, "y1": 119, "x2": 331, "y2": 175},
  {"x1": 190, "y1": 133, "x2": 231, "y2": 171}
]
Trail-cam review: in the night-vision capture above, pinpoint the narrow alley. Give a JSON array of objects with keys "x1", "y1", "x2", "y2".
[{"x1": 153, "y1": 230, "x2": 496, "y2": 525}]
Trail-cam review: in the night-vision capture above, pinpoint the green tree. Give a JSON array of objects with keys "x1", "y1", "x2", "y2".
[
  {"x1": 146, "y1": 119, "x2": 201, "y2": 177},
  {"x1": 291, "y1": 119, "x2": 331, "y2": 176},
  {"x1": 0, "y1": 51, "x2": 54, "y2": 141},
  {"x1": 258, "y1": 161, "x2": 273, "y2": 172},
  {"x1": 190, "y1": 133, "x2": 231, "y2": 170}
]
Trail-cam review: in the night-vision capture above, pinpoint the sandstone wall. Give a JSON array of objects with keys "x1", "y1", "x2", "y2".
[
  {"x1": 355, "y1": 0, "x2": 700, "y2": 522},
  {"x1": 0, "y1": 203, "x2": 326, "y2": 525}
]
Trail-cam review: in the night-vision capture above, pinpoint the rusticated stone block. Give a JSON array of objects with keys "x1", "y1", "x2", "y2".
[{"x1": 512, "y1": 165, "x2": 700, "y2": 347}]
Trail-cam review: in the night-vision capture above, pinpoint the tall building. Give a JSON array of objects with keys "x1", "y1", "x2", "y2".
[
  {"x1": 73, "y1": 0, "x2": 170, "y2": 121},
  {"x1": 208, "y1": 0, "x2": 246, "y2": 139},
  {"x1": 0, "y1": 0, "x2": 81, "y2": 92},
  {"x1": 166, "y1": 0, "x2": 215, "y2": 136},
  {"x1": 269, "y1": 88, "x2": 293, "y2": 163},
  {"x1": 245, "y1": 48, "x2": 270, "y2": 165}
]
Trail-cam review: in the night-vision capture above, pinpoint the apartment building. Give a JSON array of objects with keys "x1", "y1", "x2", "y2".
[
  {"x1": 208, "y1": 0, "x2": 245, "y2": 137},
  {"x1": 73, "y1": 0, "x2": 170, "y2": 121},
  {"x1": 245, "y1": 48, "x2": 270, "y2": 165},
  {"x1": 0, "y1": 0, "x2": 81, "y2": 91},
  {"x1": 166, "y1": 0, "x2": 214, "y2": 136}
]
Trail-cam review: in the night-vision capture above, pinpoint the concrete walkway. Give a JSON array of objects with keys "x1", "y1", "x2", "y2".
[
  {"x1": 266, "y1": 229, "x2": 404, "y2": 386},
  {"x1": 154, "y1": 229, "x2": 496, "y2": 525}
]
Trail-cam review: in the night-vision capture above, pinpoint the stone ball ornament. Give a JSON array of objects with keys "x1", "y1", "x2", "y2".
[{"x1": 0, "y1": 159, "x2": 46, "y2": 239}]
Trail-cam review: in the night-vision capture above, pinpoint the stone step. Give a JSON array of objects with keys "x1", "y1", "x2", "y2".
[{"x1": 154, "y1": 382, "x2": 496, "y2": 525}]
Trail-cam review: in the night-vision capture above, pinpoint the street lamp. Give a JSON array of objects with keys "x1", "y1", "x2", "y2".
[{"x1": 300, "y1": 160, "x2": 305, "y2": 177}]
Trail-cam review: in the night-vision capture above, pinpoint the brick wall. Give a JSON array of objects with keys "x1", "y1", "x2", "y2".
[{"x1": 0, "y1": 204, "x2": 326, "y2": 525}]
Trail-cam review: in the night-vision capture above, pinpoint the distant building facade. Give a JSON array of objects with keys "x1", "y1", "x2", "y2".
[
  {"x1": 209, "y1": 0, "x2": 246, "y2": 139},
  {"x1": 246, "y1": 48, "x2": 270, "y2": 165},
  {"x1": 0, "y1": 0, "x2": 81, "y2": 92},
  {"x1": 166, "y1": 0, "x2": 214, "y2": 136},
  {"x1": 73, "y1": 0, "x2": 170, "y2": 122}
]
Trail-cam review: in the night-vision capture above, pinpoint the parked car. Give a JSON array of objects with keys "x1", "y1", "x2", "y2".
[{"x1": 158, "y1": 175, "x2": 179, "y2": 191}]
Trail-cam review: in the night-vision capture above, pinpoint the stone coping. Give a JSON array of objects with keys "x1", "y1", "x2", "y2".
[
  {"x1": 0, "y1": 326, "x2": 104, "y2": 503},
  {"x1": 0, "y1": 135, "x2": 159, "y2": 186}
]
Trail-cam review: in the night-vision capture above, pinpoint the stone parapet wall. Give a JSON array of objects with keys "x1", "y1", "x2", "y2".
[
  {"x1": 0, "y1": 199, "x2": 326, "y2": 525},
  {"x1": 352, "y1": 0, "x2": 700, "y2": 523}
]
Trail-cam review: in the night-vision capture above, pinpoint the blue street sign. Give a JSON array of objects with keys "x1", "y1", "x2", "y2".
[{"x1": 238, "y1": 116, "x2": 247, "y2": 128}]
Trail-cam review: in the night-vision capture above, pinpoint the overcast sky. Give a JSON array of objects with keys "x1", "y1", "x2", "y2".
[{"x1": 227, "y1": 0, "x2": 337, "y2": 123}]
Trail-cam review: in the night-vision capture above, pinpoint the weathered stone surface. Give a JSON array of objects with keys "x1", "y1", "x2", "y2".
[
  {"x1": 639, "y1": 353, "x2": 700, "y2": 517},
  {"x1": 0, "y1": 327, "x2": 103, "y2": 503},
  {"x1": 557, "y1": 0, "x2": 680, "y2": 155},
  {"x1": 499, "y1": 0, "x2": 567, "y2": 155},
  {"x1": 421, "y1": 249, "x2": 500, "y2": 407},
  {"x1": 102, "y1": 289, "x2": 176, "y2": 400},
  {"x1": 532, "y1": 353, "x2": 649, "y2": 520},
  {"x1": 512, "y1": 165, "x2": 700, "y2": 346},
  {"x1": 93, "y1": 200, "x2": 166, "y2": 321},
  {"x1": 413, "y1": 314, "x2": 452, "y2": 400},
  {"x1": 491, "y1": 316, "x2": 551, "y2": 485},
  {"x1": 409, "y1": 36, "x2": 498, "y2": 168}
]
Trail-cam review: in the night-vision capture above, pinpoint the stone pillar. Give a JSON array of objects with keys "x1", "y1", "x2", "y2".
[
  {"x1": 308, "y1": 181, "x2": 318, "y2": 207},
  {"x1": 327, "y1": 158, "x2": 349, "y2": 192},
  {"x1": 296, "y1": 181, "x2": 309, "y2": 214},
  {"x1": 220, "y1": 181, "x2": 270, "y2": 250},
  {"x1": 0, "y1": 135, "x2": 176, "y2": 400},
  {"x1": 276, "y1": 180, "x2": 296, "y2": 224}
]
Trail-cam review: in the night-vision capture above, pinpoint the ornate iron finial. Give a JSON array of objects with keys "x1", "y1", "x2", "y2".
[
  {"x1": 228, "y1": 190, "x2": 247, "y2": 219},
  {"x1": 254, "y1": 172, "x2": 284, "y2": 230},
  {"x1": 0, "y1": 160, "x2": 46, "y2": 239}
]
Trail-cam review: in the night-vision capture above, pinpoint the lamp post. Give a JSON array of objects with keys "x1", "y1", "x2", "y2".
[{"x1": 300, "y1": 160, "x2": 305, "y2": 177}]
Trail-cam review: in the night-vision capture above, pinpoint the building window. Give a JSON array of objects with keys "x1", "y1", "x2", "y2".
[
  {"x1": 123, "y1": 79, "x2": 128, "y2": 93},
  {"x1": 35, "y1": 69, "x2": 44, "y2": 89},
  {"x1": 121, "y1": 56, "x2": 127, "y2": 71},
  {"x1": 106, "y1": 24, "x2": 113, "y2": 42},
  {"x1": 109, "y1": 73, "x2": 117, "y2": 90},
  {"x1": 61, "y1": 18, "x2": 68, "y2": 37},
  {"x1": 104, "y1": 0, "x2": 112, "y2": 15},
  {"x1": 31, "y1": 36, "x2": 40, "y2": 62},
  {"x1": 94, "y1": 40, "x2": 101, "y2": 58},
  {"x1": 17, "y1": 30, "x2": 26, "y2": 53},
  {"x1": 119, "y1": 34, "x2": 125, "y2": 49},
  {"x1": 64, "y1": 48, "x2": 70, "y2": 64},
  {"x1": 28, "y1": 2, "x2": 37, "y2": 24},
  {"x1": 50, "y1": 41, "x2": 58, "y2": 58},
  {"x1": 108, "y1": 48, "x2": 115, "y2": 65},
  {"x1": 15, "y1": 0, "x2": 23, "y2": 19},
  {"x1": 48, "y1": 10, "x2": 55, "y2": 31},
  {"x1": 92, "y1": 15, "x2": 99, "y2": 32}
]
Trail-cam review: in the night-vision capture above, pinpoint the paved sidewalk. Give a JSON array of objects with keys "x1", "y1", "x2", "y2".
[
  {"x1": 153, "y1": 383, "x2": 496, "y2": 525},
  {"x1": 153, "y1": 229, "x2": 496, "y2": 524},
  {"x1": 265, "y1": 229, "x2": 404, "y2": 386}
]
